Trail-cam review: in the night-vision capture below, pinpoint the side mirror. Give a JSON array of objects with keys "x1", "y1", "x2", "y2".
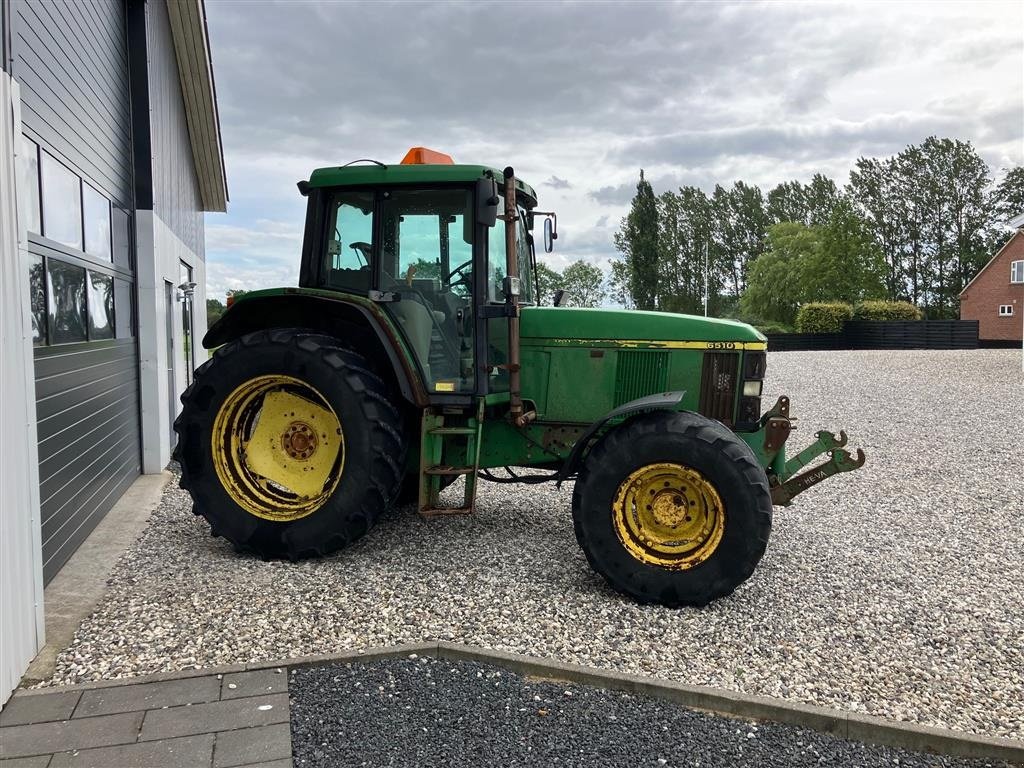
[
  {"x1": 476, "y1": 178, "x2": 499, "y2": 227},
  {"x1": 553, "y1": 289, "x2": 570, "y2": 307},
  {"x1": 543, "y1": 217, "x2": 556, "y2": 253}
]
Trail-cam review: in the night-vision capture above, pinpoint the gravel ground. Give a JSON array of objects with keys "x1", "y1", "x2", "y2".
[
  {"x1": 47, "y1": 350, "x2": 1024, "y2": 740},
  {"x1": 289, "y1": 656, "x2": 1008, "y2": 768}
]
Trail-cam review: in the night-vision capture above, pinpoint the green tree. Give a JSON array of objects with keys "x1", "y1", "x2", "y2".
[
  {"x1": 849, "y1": 137, "x2": 992, "y2": 317},
  {"x1": 712, "y1": 181, "x2": 768, "y2": 298},
  {"x1": 560, "y1": 260, "x2": 606, "y2": 307},
  {"x1": 804, "y1": 200, "x2": 886, "y2": 304},
  {"x1": 613, "y1": 170, "x2": 660, "y2": 310},
  {"x1": 766, "y1": 180, "x2": 808, "y2": 225},
  {"x1": 534, "y1": 261, "x2": 562, "y2": 305},
  {"x1": 992, "y1": 166, "x2": 1024, "y2": 224},
  {"x1": 657, "y1": 186, "x2": 717, "y2": 314},
  {"x1": 740, "y1": 222, "x2": 820, "y2": 325},
  {"x1": 410, "y1": 258, "x2": 441, "y2": 281},
  {"x1": 848, "y1": 156, "x2": 905, "y2": 301},
  {"x1": 804, "y1": 173, "x2": 843, "y2": 226},
  {"x1": 607, "y1": 258, "x2": 634, "y2": 308},
  {"x1": 207, "y1": 298, "x2": 225, "y2": 327}
]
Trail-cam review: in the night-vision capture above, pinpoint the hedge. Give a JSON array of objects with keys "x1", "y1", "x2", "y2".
[
  {"x1": 853, "y1": 300, "x2": 923, "y2": 321},
  {"x1": 795, "y1": 302, "x2": 853, "y2": 333}
]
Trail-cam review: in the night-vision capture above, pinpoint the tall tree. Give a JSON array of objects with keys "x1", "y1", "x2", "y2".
[
  {"x1": 804, "y1": 174, "x2": 843, "y2": 226},
  {"x1": 848, "y1": 157, "x2": 905, "y2": 301},
  {"x1": 992, "y1": 166, "x2": 1024, "y2": 224},
  {"x1": 560, "y1": 260, "x2": 606, "y2": 307},
  {"x1": 613, "y1": 170, "x2": 660, "y2": 310},
  {"x1": 767, "y1": 180, "x2": 808, "y2": 225},
  {"x1": 607, "y1": 259, "x2": 634, "y2": 308},
  {"x1": 805, "y1": 199, "x2": 886, "y2": 304},
  {"x1": 207, "y1": 298, "x2": 225, "y2": 327},
  {"x1": 656, "y1": 187, "x2": 716, "y2": 314},
  {"x1": 740, "y1": 222, "x2": 820, "y2": 325},
  {"x1": 712, "y1": 181, "x2": 768, "y2": 297},
  {"x1": 534, "y1": 261, "x2": 562, "y2": 306}
]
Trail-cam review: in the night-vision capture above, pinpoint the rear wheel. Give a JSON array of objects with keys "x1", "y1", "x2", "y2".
[
  {"x1": 572, "y1": 411, "x2": 772, "y2": 607},
  {"x1": 174, "y1": 329, "x2": 406, "y2": 559}
]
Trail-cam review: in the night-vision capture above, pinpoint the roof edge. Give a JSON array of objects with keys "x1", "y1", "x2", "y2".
[
  {"x1": 959, "y1": 230, "x2": 1022, "y2": 297},
  {"x1": 165, "y1": 0, "x2": 228, "y2": 212}
]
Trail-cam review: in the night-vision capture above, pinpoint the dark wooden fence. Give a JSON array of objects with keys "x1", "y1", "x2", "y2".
[{"x1": 766, "y1": 320, "x2": 979, "y2": 352}]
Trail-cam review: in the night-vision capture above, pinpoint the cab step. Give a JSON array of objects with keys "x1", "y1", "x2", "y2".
[
  {"x1": 425, "y1": 465, "x2": 475, "y2": 476},
  {"x1": 419, "y1": 506, "x2": 473, "y2": 518},
  {"x1": 418, "y1": 403, "x2": 484, "y2": 519}
]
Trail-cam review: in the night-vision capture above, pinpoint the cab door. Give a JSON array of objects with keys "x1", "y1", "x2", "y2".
[{"x1": 377, "y1": 188, "x2": 477, "y2": 395}]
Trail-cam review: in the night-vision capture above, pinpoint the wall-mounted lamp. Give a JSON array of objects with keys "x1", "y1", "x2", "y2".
[{"x1": 177, "y1": 281, "x2": 198, "y2": 302}]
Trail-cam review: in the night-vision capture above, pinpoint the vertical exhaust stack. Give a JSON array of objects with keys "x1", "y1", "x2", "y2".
[{"x1": 502, "y1": 167, "x2": 532, "y2": 427}]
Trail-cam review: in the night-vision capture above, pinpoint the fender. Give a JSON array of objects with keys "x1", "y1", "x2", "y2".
[
  {"x1": 204, "y1": 290, "x2": 428, "y2": 406},
  {"x1": 557, "y1": 391, "x2": 685, "y2": 485}
]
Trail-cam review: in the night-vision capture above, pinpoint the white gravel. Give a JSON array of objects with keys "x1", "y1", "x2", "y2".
[{"x1": 46, "y1": 350, "x2": 1024, "y2": 740}]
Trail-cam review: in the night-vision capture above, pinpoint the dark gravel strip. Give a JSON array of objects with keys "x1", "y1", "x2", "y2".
[{"x1": 288, "y1": 657, "x2": 1008, "y2": 768}]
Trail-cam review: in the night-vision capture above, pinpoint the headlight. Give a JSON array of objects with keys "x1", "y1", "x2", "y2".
[{"x1": 743, "y1": 380, "x2": 763, "y2": 397}]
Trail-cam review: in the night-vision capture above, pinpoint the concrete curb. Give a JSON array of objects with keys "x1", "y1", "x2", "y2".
[{"x1": 17, "y1": 641, "x2": 1023, "y2": 763}]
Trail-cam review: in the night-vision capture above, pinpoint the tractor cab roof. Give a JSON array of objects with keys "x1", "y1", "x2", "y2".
[{"x1": 305, "y1": 161, "x2": 538, "y2": 206}]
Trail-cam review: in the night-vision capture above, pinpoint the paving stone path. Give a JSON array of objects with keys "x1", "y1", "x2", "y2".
[{"x1": 0, "y1": 669, "x2": 291, "y2": 767}]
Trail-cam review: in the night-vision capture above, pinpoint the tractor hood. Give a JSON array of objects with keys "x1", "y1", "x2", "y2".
[{"x1": 519, "y1": 307, "x2": 765, "y2": 346}]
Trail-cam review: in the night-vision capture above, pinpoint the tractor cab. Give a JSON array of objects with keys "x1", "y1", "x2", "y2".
[{"x1": 296, "y1": 148, "x2": 550, "y2": 401}]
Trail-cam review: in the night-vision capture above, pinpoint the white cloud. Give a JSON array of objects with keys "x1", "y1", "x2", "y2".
[{"x1": 203, "y1": 0, "x2": 1023, "y2": 298}]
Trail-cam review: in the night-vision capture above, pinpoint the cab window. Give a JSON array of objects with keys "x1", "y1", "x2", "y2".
[
  {"x1": 485, "y1": 200, "x2": 534, "y2": 304},
  {"x1": 324, "y1": 191, "x2": 373, "y2": 293}
]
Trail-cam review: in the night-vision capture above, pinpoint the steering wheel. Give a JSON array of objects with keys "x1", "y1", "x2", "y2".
[{"x1": 446, "y1": 259, "x2": 473, "y2": 292}]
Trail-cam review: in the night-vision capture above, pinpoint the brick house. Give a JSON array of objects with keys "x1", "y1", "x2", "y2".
[{"x1": 959, "y1": 228, "x2": 1024, "y2": 342}]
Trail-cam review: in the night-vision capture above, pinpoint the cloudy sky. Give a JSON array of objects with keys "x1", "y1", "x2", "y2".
[{"x1": 202, "y1": 0, "x2": 1023, "y2": 300}]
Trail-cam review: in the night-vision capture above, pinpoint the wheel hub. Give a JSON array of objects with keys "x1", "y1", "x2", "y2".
[
  {"x1": 612, "y1": 462, "x2": 724, "y2": 570},
  {"x1": 282, "y1": 421, "x2": 318, "y2": 460},
  {"x1": 651, "y1": 491, "x2": 690, "y2": 527}
]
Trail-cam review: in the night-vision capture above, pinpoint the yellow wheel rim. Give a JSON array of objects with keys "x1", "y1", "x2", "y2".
[
  {"x1": 212, "y1": 375, "x2": 344, "y2": 522},
  {"x1": 612, "y1": 462, "x2": 724, "y2": 569}
]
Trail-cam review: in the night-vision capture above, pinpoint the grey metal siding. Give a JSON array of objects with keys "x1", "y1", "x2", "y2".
[
  {"x1": 11, "y1": 0, "x2": 143, "y2": 584},
  {"x1": 147, "y1": 0, "x2": 204, "y2": 257},
  {"x1": 34, "y1": 339, "x2": 140, "y2": 584},
  {"x1": 8, "y1": 0, "x2": 131, "y2": 206}
]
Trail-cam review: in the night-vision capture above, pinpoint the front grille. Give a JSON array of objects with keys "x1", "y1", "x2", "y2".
[
  {"x1": 699, "y1": 352, "x2": 739, "y2": 426},
  {"x1": 614, "y1": 350, "x2": 669, "y2": 406}
]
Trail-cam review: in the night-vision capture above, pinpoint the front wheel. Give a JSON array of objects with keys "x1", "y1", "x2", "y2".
[
  {"x1": 572, "y1": 411, "x2": 772, "y2": 607},
  {"x1": 174, "y1": 329, "x2": 406, "y2": 559}
]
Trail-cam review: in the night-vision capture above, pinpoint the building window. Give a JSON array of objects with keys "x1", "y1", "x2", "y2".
[
  {"x1": 41, "y1": 151, "x2": 83, "y2": 251},
  {"x1": 47, "y1": 260, "x2": 87, "y2": 344},
  {"x1": 20, "y1": 136, "x2": 41, "y2": 235},
  {"x1": 999, "y1": 304, "x2": 1014, "y2": 317},
  {"x1": 30, "y1": 255, "x2": 46, "y2": 345},
  {"x1": 83, "y1": 184, "x2": 112, "y2": 261},
  {"x1": 87, "y1": 271, "x2": 115, "y2": 339},
  {"x1": 1012, "y1": 260, "x2": 1024, "y2": 284}
]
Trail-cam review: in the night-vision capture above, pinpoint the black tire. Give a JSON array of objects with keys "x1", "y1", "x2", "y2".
[
  {"x1": 174, "y1": 329, "x2": 406, "y2": 559},
  {"x1": 572, "y1": 410, "x2": 772, "y2": 607}
]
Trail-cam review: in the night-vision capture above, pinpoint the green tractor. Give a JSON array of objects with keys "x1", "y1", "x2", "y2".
[{"x1": 175, "y1": 147, "x2": 865, "y2": 607}]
